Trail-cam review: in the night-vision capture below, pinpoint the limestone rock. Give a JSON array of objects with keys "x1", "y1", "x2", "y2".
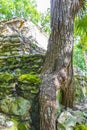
[
  {"x1": 0, "y1": 17, "x2": 47, "y2": 130},
  {"x1": 0, "y1": 113, "x2": 30, "y2": 130},
  {"x1": 57, "y1": 111, "x2": 77, "y2": 130},
  {"x1": 0, "y1": 17, "x2": 48, "y2": 58},
  {"x1": 0, "y1": 97, "x2": 31, "y2": 119},
  {"x1": 0, "y1": 113, "x2": 16, "y2": 130},
  {"x1": 0, "y1": 71, "x2": 41, "y2": 130},
  {"x1": 74, "y1": 69, "x2": 87, "y2": 102},
  {"x1": 57, "y1": 107, "x2": 87, "y2": 130}
]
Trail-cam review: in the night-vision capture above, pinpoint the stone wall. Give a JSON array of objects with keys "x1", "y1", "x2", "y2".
[
  {"x1": 0, "y1": 17, "x2": 46, "y2": 130},
  {"x1": 0, "y1": 71, "x2": 42, "y2": 130},
  {"x1": 0, "y1": 54, "x2": 45, "y2": 130},
  {"x1": 0, "y1": 17, "x2": 48, "y2": 57}
]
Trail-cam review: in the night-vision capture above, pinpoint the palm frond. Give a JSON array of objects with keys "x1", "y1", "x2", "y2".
[{"x1": 75, "y1": 15, "x2": 87, "y2": 34}]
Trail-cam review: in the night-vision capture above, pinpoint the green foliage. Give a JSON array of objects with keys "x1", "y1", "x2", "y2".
[
  {"x1": 19, "y1": 74, "x2": 41, "y2": 85},
  {"x1": 73, "y1": 43, "x2": 86, "y2": 71},
  {"x1": 0, "y1": 0, "x2": 40, "y2": 24},
  {"x1": 74, "y1": 10, "x2": 87, "y2": 71},
  {"x1": 74, "y1": 124, "x2": 87, "y2": 130},
  {"x1": 40, "y1": 9, "x2": 50, "y2": 34},
  {"x1": 75, "y1": 15, "x2": 87, "y2": 35},
  {"x1": 74, "y1": 17, "x2": 87, "y2": 52},
  {"x1": 0, "y1": 0, "x2": 51, "y2": 33}
]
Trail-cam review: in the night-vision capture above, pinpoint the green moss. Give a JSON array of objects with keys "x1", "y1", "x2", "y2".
[
  {"x1": 75, "y1": 124, "x2": 87, "y2": 130},
  {"x1": 0, "y1": 72, "x2": 14, "y2": 82},
  {"x1": 11, "y1": 117, "x2": 30, "y2": 130},
  {"x1": 0, "y1": 54, "x2": 44, "y2": 130},
  {"x1": 18, "y1": 123, "x2": 28, "y2": 130},
  {"x1": 18, "y1": 74, "x2": 41, "y2": 85},
  {"x1": 0, "y1": 54, "x2": 45, "y2": 74}
]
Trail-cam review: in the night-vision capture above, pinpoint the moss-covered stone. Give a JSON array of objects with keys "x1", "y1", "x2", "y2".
[
  {"x1": 0, "y1": 54, "x2": 45, "y2": 74},
  {"x1": 18, "y1": 123, "x2": 29, "y2": 130},
  {"x1": 0, "y1": 72, "x2": 14, "y2": 82},
  {"x1": 74, "y1": 75, "x2": 87, "y2": 102},
  {"x1": 75, "y1": 124, "x2": 87, "y2": 130},
  {"x1": 18, "y1": 73, "x2": 41, "y2": 85},
  {"x1": 0, "y1": 97, "x2": 31, "y2": 119},
  {"x1": 0, "y1": 71, "x2": 40, "y2": 129},
  {"x1": 0, "y1": 113, "x2": 18, "y2": 130}
]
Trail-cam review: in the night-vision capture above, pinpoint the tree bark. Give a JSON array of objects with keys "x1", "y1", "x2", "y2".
[{"x1": 40, "y1": 0, "x2": 84, "y2": 130}]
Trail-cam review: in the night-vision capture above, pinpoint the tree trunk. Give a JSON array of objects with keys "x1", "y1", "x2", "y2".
[{"x1": 40, "y1": 0, "x2": 84, "y2": 130}]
